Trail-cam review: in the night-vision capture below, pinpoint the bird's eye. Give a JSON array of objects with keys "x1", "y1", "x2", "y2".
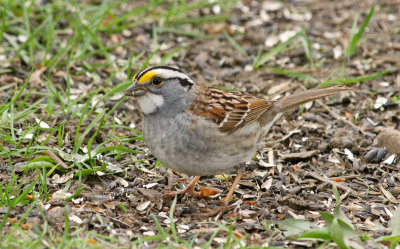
[{"x1": 152, "y1": 76, "x2": 163, "y2": 86}]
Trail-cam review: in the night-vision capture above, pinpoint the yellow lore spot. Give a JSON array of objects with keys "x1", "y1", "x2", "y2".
[{"x1": 137, "y1": 71, "x2": 156, "y2": 84}]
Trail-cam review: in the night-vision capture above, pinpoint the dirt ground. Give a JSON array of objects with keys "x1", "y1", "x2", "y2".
[{"x1": 1, "y1": 0, "x2": 400, "y2": 248}]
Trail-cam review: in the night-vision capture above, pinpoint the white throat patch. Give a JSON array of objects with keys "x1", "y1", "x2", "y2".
[{"x1": 136, "y1": 93, "x2": 164, "y2": 115}]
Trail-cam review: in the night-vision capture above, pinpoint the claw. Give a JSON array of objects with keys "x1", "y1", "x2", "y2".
[
  {"x1": 196, "y1": 165, "x2": 245, "y2": 219},
  {"x1": 164, "y1": 176, "x2": 202, "y2": 198}
]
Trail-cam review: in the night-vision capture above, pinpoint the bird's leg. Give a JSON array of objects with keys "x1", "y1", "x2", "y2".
[
  {"x1": 197, "y1": 164, "x2": 246, "y2": 219},
  {"x1": 164, "y1": 176, "x2": 202, "y2": 197},
  {"x1": 164, "y1": 175, "x2": 222, "y2": 200}
]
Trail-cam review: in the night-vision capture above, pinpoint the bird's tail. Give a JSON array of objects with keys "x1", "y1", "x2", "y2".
[{"x1": 275, "y1": 85, "x2": 353, "y2": 111}]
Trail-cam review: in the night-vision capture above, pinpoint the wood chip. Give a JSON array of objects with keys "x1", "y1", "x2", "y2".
[
  {"x1": 379, "y1": 185, "x2": 398, "y2": 204},
  {"x1": 307, "y1": 171, "x2": 356, "y2": 194},
  {"x1": 136, "y1": 201, "x2": 151, "y2": 211},
  {"x1": 46, "y1": 150, "x2": 69, "y2": 169},
  {"x1": 281, "y1": 150, "x2": 319, "y2": 161},
  {"x1": 261, "y1": 178, "x2": 273, "y2": 190}
]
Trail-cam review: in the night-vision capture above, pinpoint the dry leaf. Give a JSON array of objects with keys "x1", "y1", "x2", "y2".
[
  {"x1": 199, "y1": 186, "x2": 221, "y2": 197},
  {"x1": 29, "y1": 67, "x2": 47, "y2": 86},
  {"x1": 379, "y1": 186, "x2": 398, "y2": 204}
]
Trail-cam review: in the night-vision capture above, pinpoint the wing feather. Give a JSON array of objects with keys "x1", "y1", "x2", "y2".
[{"x1": 192, "y1": 85, "x2": 272, "y2": 133}]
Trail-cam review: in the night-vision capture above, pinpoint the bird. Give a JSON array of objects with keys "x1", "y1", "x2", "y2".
[{"x1": 125, "y1": 65, "x2": 352, "y2": 218}]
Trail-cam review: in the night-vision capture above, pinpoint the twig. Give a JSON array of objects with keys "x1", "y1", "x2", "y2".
[
  {"x1": 275, "y1": 129, "x2": 301, "y2": 143},
  {"x1": 46, "y1": 150, "x2": 69, "y2": 170},
  {"x1": 316, "y1": 99, "x2": 366, "y2": 135},
  {"x1": 296, "y1": 84, "x2": 365, "y2": 135},
  {"x1": 329, "y1": 175, "x2": 360, "y2": 180},
  {"x1": 307, "y1": 171, "x2": 356, "y2": 194},
  {"x1": 0, "y1": 157, "x2": 5, "y2": 168},
  {"x1": 109, "y1": 216, "x2": 132, "y2": 229}
]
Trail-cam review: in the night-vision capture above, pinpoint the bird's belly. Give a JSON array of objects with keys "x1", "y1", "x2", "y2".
[{"x1": 142, "y1": 114, "x2": 262, "y2": 176}]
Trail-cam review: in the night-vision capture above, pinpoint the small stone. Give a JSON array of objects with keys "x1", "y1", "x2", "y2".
[
  {"x1": 159, "y1": 166, "x2": 167, "y2": 175},
  {"x1": 138, "y1": 188, "x2": 163, "y2": 202},
  {"x1": 46, "y1": 207, "x2": 66, "y2": 224},
  {"x1": 377, "y1": 128, "x2": 400, "y2": 156},
  {"x1": 317, "y1": 142, "x2": 329, "y2": 153},
  {"x1": 329, "y1": 137, "x2": 342, "y2": 148},
  {"x1": 281, "y1": 150, "x2": 319, "y2": 162},
  {"x1": 376, "y1": 148, "x2": 387, "y2": 161},
  {"x1": 352, "y1": 159, "x2": 360, "y2": 171},
  {"x1": 93, "y1": 195, "x2": 110, "y2": 201},
  {"x1": 341, "y1": 137, "x2": 353, "y2": 148},
  {"x1": 329, "y1": 128, "x2": 355, "y2": 148},
  {"x1": 364, "y1": 148, "x2": 381, "y2": 163},
  {"x1": 247, "y1": 162, "x2": 257, "y2": 171}
]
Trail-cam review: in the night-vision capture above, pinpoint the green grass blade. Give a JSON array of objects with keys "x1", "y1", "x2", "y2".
[
  {"x1": 164, "y1": 0, "x2": 177, "y2": 25},
  {"x1": 159, "y1": 45, "x2": 187, "y2": 65},
  {"x1": 223, "y1": 30, "x2": 247, "y2": 57},
  {"x1": 75, "y1": 110, "x2": 106, "y2": 153},
  {"x1": 301, "y1": 30, "x2": 314, "y2": 67},
  {"x1": 169, "y1": 196, "x2": 179, "y2": 243},
  {"x1": 345, "y1": 6, "x2": 375, "y2": 58},
  {"x1": 0, "y1": 0, "x2": 6, "y2": 41},
  {"x1": 87, "y1": 114, "x2": 105, "y2": 165},
  {"x1": 318, "y1": 69, "x2": 395, "y2": 87},
  {"x1": 156, "y1": 27, "x2": 211, "y2": 39},
  {"x1": 253, "y1": 30, "x2": 302, "y2": 68},
  {"x1": 65, "y1": 186, "x2": 85, "y2": 202},
  {"x1": 1, "y1": 202, "x2": 36, "y2": 246},
  {"x1": 11, "y1": 180, "x2": 37, "y2": 207},
  {"x1": 95, "y1": 146, "x2": 141, "y2": 155},
  {"x1": 263, "y1": 67, "x2": 317, "y2": 82},
  {"x1": 14, "y1": 97, "x2": 46, "y2": 121},
  {"x1": 101, "y1": 0, "x2": 166, "y2": 30},
  {"x1": 0, "y1": 67, "x2": 33, "y2": 115},
  {"x1": 181, "y1": 0, "x2": 227, "y2": 12},
  {"x1": 73, "y1": 93, "x2": 93, "y2": 153},
  {"x1": 169, "y1": 14, "x2": 231, "y2": 26},
  {"x1": 331, "y1": 218, "x2": 351, "y2": 249}
]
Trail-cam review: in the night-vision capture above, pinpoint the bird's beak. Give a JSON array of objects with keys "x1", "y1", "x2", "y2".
[{"x1": 124, "y1": 82, "x2": 147, "y2": 97}]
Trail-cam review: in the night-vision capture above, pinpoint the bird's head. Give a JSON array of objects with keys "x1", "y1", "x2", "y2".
[{"x1": 125, "y1": 66, "x2": 195, "y2": 115}]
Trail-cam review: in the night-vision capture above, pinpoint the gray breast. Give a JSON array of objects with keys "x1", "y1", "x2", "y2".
[{"x1": 142, "y1": 112, "x2": 262, "y2": 176}]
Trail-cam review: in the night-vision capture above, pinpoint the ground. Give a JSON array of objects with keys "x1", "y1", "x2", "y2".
[{"x1": 0, "y1": 0, "x2": 400, "y2": 248}]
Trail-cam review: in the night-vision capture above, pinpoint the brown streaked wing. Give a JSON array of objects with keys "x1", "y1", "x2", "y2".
[
  {"x1": 192, "y1": 86, "x2": 272, "y2": 133},
  {"x1": 218, "y1": 98, "x2": 249, "y2": 132},
  {"x1": 243, "y1": 98, "x2": 272, "y2": 125},
  {"x1": 196, "y1": 108, "x2": 227, "y2": 125}
]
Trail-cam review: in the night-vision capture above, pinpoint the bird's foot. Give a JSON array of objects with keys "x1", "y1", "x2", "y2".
[
  {"x1": 164, "y1": 185, "x2": 220, "y2": 200},
  {"x1": 196, "y1": 201, "x2": 229, "y2": 220},
  {"x1": 164, "y1": 176, "x2": 220, "y2": 200}
]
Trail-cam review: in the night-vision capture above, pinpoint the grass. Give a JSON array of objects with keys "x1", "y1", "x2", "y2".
[
  {"x1": 0, "y1": 0, "x2": 396, "y2": 248},
  {"x1": 0, "y1": 0, "x2": 245, "y2": 247},
  {"x1": 253, "y1": 30, "x2": 304, "y2": 69},
  {"x1": 345, "y1": 6, "x2": 375, "y2": 59}
]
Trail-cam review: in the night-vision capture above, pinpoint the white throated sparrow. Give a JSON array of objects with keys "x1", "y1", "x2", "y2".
[{"x1": 125, "y1": 66, "x2": 352, "y2": 217}]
